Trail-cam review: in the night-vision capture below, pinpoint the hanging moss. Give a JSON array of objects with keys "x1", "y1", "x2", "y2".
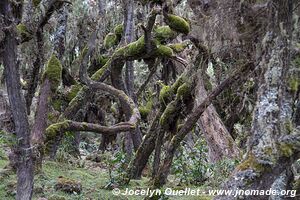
[
  {"x1": 154, "y1": 26, "x2": 177, "y2": 42},
  {"x1": 165, "y1": 14, "x2": 190, "y2": 34},
  {"x1": 104, "y1": 33, "x2": 118, "y2": 49},
  {"x1": 114, "y1": 24, "x2": 124, "y2": 38},
  {"x1": 16, "y1": 23, "x2": 31, "y2": 39},
  {"x1": 32, "y1": 0, "x2": 41, "y2": 7},
  {"x1": 43, "y1": 55, "x2": 62, "y2": 92}
]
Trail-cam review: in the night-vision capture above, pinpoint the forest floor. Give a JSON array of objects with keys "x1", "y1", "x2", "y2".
[{"x1": 0, "y1": 147, "x2": 213, "y2": 200}]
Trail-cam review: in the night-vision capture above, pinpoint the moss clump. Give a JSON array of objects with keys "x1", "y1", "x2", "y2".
[
  {"x1": 46, "y1": 120, "x2": 71, "y2": 139},
  {"x1": 48, "y1": 195, "x2": 66, "y2": 200},
  {"x1": 293, "y1": 178, "x2": 300, "y2": 191},
  {"x1": 279, "y1": 143, "x2": 294, "y2": 157},
  {"x1": 168, "y1": 42, "x2": 189, "y2": 53},
  {"x1": 289, "y1": 77, "x2": 299, "y2": 92},
  {"x1": 154, "y1": 26, "x2": 177, "y2": 42},
  {"x1": 16, "y1": 23, "x2": 31, "y2": 39},
  {"x1": 66, "y1": 84, "x2": 82, "y2": 102},
  {"x1": 138, "y1": 100, "x2": 153, "y2": 120},
  {"x1": 160, "y1": 101, "x2": 177, "y2": 126},
  {"x1": 32, "y1": 0, "x2": 41, "y2": 7},
  {"x1": 43, "y1": 55, "x2": 62, "y2": 92},
  {"x1": 176, "y1": 83, "x2": 191, "y2": 98},
  {"x1": 236, "y1": 153, "x2": 265, "y2": 172},
  {"x1": 123, "y1": 36, "x2": 146, "y2": 57},
  {"x1": 54, "y1": 176, "x2": 82, "y2": 194},
  {"x1": 156, "y1": 45, "x2": 174, "y2": 57},
  {"x1": 159, "y1": 85, "x2": 172, "y2": 104},
  {"x1": 114, "y1": 24, "x2": 124, "y2": 38},
  {"x1": 165, "y1": 14, "x2": 190, "y2": 34},
  {"x1": 104, "y1": 33, "x2": 118, "y2": 49},
  {"x1": 52, "y1": 99, "x2": 62, "y2": 111},
  {"x1": 97, "y1": 55, "x2": 109, "y2": 67}
]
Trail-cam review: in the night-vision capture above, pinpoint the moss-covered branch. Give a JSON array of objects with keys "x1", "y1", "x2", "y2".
[
  {"x1": 46, "y1": 120, "x2": 135, "y2": 139},
  {"x1": 153, "y1": 62, "x2": 255, "y2": 187}
]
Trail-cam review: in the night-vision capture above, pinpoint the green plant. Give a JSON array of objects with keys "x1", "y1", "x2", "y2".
[
  {"x1": 171, "y1": 137, "x2": 211, "y2": 185},
  {"x1": 103, "y1": 151, "x2": 128, "y2": 187}
]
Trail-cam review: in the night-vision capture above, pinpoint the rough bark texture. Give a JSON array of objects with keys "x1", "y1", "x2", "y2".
[
  {"x1": 196, "y1": 74, "x2": 240, "y2": 162},
  {"x1": 0, "y1": 1, "x2": 34, "y2": 199},
  {"x1": 215, "y1": 1, "x2": 299, "y2": 199},
  {"x1": 31, "y1": 78, "x2": 51, "y2": 170}
]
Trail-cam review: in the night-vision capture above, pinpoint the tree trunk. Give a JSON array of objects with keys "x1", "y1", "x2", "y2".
[
  {"x1": 0, "y1": 1, "x2": 34, "y2": 199},
  {"x1": 126, "y1": 113, "x2": 160, "y2": 180},
  {"x1": 215, "y1": 1, "x2": 298, "y2": 199},
  {"x1": 196, "y1": 74, "x2": 240, "y2": 162},
  {"x1": 31, "y1": 78, "x2": 51, "y2": 170}
]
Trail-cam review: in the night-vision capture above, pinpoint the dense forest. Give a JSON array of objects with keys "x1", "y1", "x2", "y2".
[{"x1": 0, "y1": 0, "x2": 299, "y2": 199}]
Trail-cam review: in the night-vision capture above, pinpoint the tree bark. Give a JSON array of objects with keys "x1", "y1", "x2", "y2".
[
  {"x1": 31, "y1": 78, "x2": 51, "y2": 170},
  {"x1": 153, "y1": 62, "x2": 254, "y2": 188},
  {"x1": 215, "y1": 1, "x2": 298, "y2": 199},
  {"x1": 196, "y1": 74, "x2": 240, "y2": 162},
  {"x1": 0, "y1": 1, "x2": 34, "y2": 199}
]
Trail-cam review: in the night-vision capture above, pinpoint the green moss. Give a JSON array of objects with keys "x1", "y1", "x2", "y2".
[
  {"x1": 52, "y1": 99, "x2": 62, "y2": 111},
  {"x1": 46, "y1": 120, "x2": 71, "y2": 139},
  {"x1": 168, "y1": 42, "x2": 189, "y2": 53},
  {"x1": 156, "y1": 45, "x2": 174, "y2": 57},
  {"x1": 16, "y1": 23, "x2": 31, "y2": 39},
  {"x1": 159, "y1": 85, "x2": 172, "y2": 104},
  {"x1": 139, "y1": 107, "x2": 150, "y2": 120},
  {"x1": 279, "y1": 143, "x2": 294, "y2": 157},
  {"x1": 97, "y1": 55, "x2": 109, "y2": 67},
  {"x1": 293, "y1": 178, "x2": 300, "y2": 191},
  {"x1": 176, "y1": 83, "x2": 191, "y2": 98},
  {"x1": 114, "y1": 24, "x2": 124, "y2": 38},
  {"x1": 284, "y1": 120, "x2": 293, "y2": 134},
  {"x1": 154, "y1": 26, "x2": 177, "y2": 42},
  {"x1": 236, "y1": 153, "x2": 265, "y2": 172},
  {"x1": 138, "y1": 100, "x2": 153, "y2": 120},
  {"x1": 289, "y1": 77, "x2": 299, "y2": 92},
  {"x1": 66, "y1": 84, "x2": 82, "y2": 102},
  {"x1": 123, "y1": 36, "x2": 146, "y2": 57},
  {"x1": 54, "y1": 176, "x2": 82, "y2": 194},
  {"x1": 160, "y1": 101, "x2": 177, "y2": 126},
  {"x1": 293, "y1": 56, "x2": 300, "y2": 67},
  {"x1": 32, "y1": 0, "x2": 41, "y2": 7},
  {"x1": 48, "y1": 195, "x2": 66, "y2": 200},
  {"x1": 165, "y1": 14, "x2": 190, "y2": 34},
  {"x1": 43, "y1": 55, "x2": 62, "y2": 92},
  {"x1": 91, "y1": 59, "x2": 111, "y2": 80},
  {"x1": 79, "y1": 46, "x2": 88, "y2": 60},
  {"x1": 104, "y1": 33, "x2": 118, "y2": 49}
]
